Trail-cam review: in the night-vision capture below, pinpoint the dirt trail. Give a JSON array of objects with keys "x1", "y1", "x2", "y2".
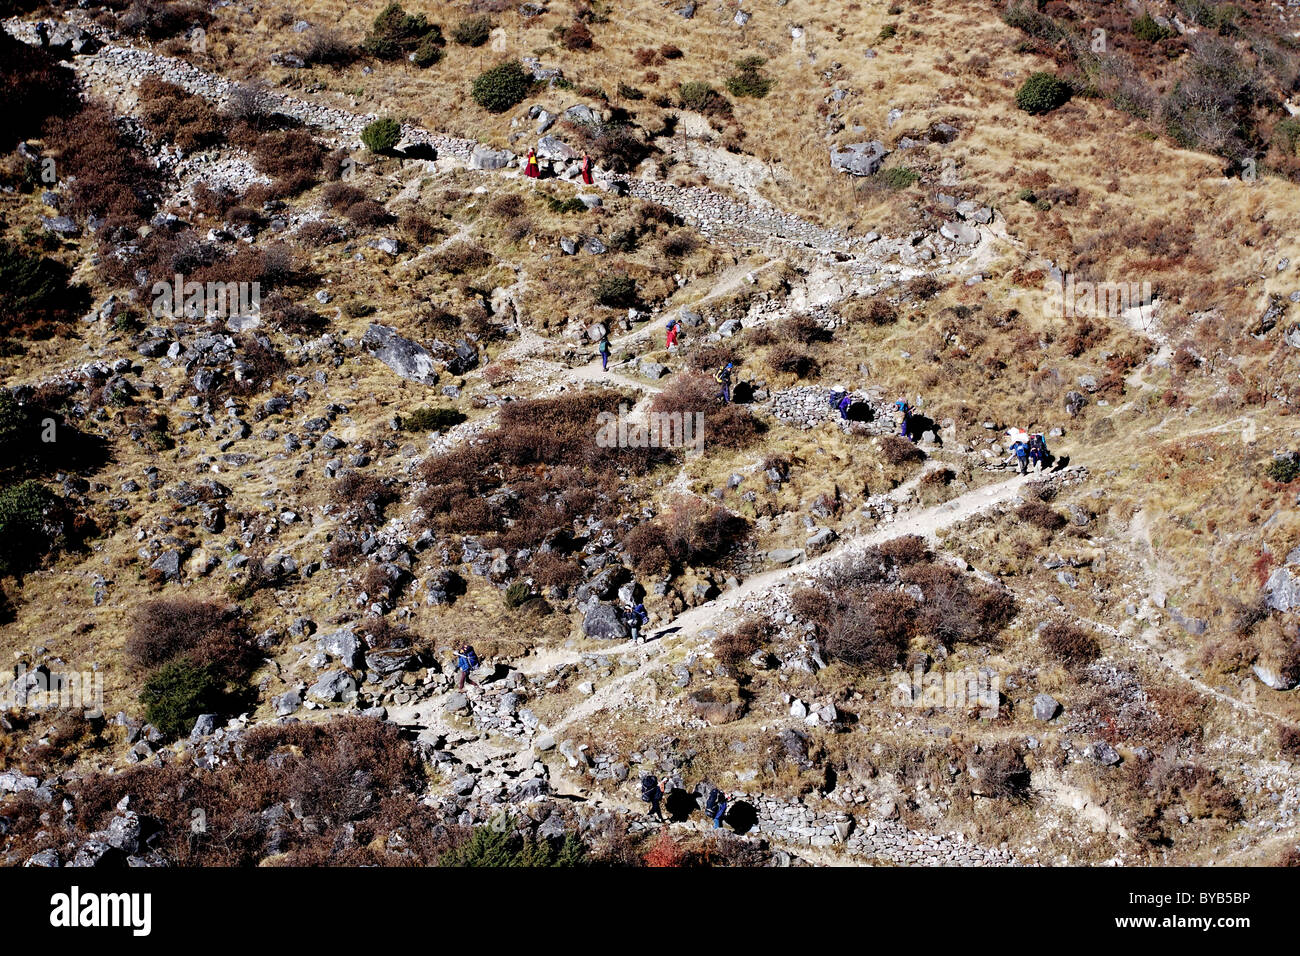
[{"x1": 540, "y1": 472, "x2": 1032, "y2": 741}]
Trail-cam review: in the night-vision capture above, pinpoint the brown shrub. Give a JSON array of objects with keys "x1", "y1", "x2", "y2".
[
  {"x1": 527, "y1": 551, "x2": 584, "y2": 589},
  {"x1": 333, "y1": 471, "x2": 398, "y2": 521},
  {"x1": 0, "y1": 32, "x2": 81, "y2": 151},
  {"x1": 902, "y1": 562, "x2": 1016, "y2": 646},
  {"x1": 842, "y1": 297, "x2": 897, "y2": 326},
  {"x1": 433, "y1": 241, "x2": 493, "y2": 274},
  {"x1": 263, "y1": 292, "x2": 328, "y2": 335},
  {"x1": 322, "y1": 182, "x2": 368, "y2": 210},
  {"x1": 623, "y1": 497, "x2": 750, "y2": 573},
  {"x1": 126, "y1": 599, "x2": 257, "y2": 682},
  {"x1": 822, "y1": 588, "x2": 918, "y2": 669},
  {"x1": 45, "y1": 103, "x2": 161, "y2": 223},
  {"x1": 650, "y1": 372, "x2": 761, "y2": 450},
  {"x1": 766, "y1": 344, "x2": 819, "y2": 377},
  {"x1": 966, "y1": 743, "x2": 1029, "y2": 799},
  {"x1": 401, "y1": 213, "x2": 442, "y2": 245},
  {"x1": 1016, "y1": 500, "x2": 1067, "y2": 531},
  {"x1": 713, "y1": 617, "x2": 768, "y2": 672},
  {"x1": 137, "y1": 78, "x2": 224, "y2": 151},
  {"x1": 878, "y1": 535, "x2": 929, "y2": 566},
  {"x1": 879, "y1": 434, "x2": 924, "y2": 465},
  {"x1": 1039, "y1": 621, "x2": 1101, "y2": 668},
  {"x1": 344, "y1": 199, "x2": 394, "y2": 229}
]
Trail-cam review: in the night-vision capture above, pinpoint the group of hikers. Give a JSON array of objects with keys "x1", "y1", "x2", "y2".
[
  {"x1": 641, "y1": 774, "x2": 731, "y2": 830},
  {"x1": 524, "y1": 147, "x2": 594, "y2": 184},
  {"x1": 1006, "y1": 428, "x2": 1051, "y2": 474}
]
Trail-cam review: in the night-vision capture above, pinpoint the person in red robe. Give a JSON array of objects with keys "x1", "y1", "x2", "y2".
[
  {"x1": 580, "y1": 152, "x2": 594, "y2": 185},
  {"x1": 524, "y1": 149, "x2": 540, "y2": 179}
]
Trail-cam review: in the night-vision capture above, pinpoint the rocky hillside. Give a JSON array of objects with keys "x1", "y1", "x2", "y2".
[{"x1": 1, "y1": 0, "x2": 1299, "y2": 869}]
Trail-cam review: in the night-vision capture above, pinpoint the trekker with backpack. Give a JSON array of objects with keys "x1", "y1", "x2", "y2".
[
  {"x1": 641, "y1": 773, "x2": 665, "y2": 822},
  {"x1": 597, "y1": 332, "x2": 610, "y2": 371},
  {"x1": 1028, "y1": 433, "x2": 1049, "y2": 472},
  {"x1": 894, "y1": 399, "x2": 913, "y2": 440},
  {"x1": 714, "y1": 362, "x2": 734, "y2": 403},
  {"x1": 707, "y1": 789, "x2": 728, "y2": 829},
  {"x1": 1009, "y1": 439, "x2": 1029, "y2": 475},
  {"x1": 665, "y1": 318, "x2": 679, "y2": 350},
  {"x1": 623, "y1": 603, "x2": 647, "y2": 643},
  {"x1": 456, "y1": 643, "x2": 481, "y2": 691}
]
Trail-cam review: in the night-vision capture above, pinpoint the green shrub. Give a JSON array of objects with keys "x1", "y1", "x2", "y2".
[
  {"x1": 1267, "y1": 453, "x2": 1300, "y2": 483},
  {"x1": 725, "y1": 57, "x2": 773, "y2": 98},
  {"x1": 504, "y1": 580, "x2": 533, "y2": 608},
  {"x1": 0, "y1": 479, "x2": 65, "y2": 576},
  {"x1": 1017, "y1": 187, "x2": 1038, "y2": 203},
  {"x1": 452, "y1": 14, "x2": 493, "y2": 47},
  {"x1": 877, "y1": 23, "x2": 898, "y2": 41},
  {"x1": 361, "y1": 117, "x2": 402, "y2": 153},
  {"x1": 617, "y1": 82, "x2": 644, "y2": 101},
  {"x1": 472, "y1": 61, "x2": 532, "y2": 113},
  {"x1": 543, "y1": 192, "x2": 587, "y2": 214},
  {"x1": 413, "y1": 38, "x2": 444, "y2": 67},
  {"x1": 399, "y1": 406, "x2": 466, "y2": 432},
  {"x1": 442, "y1": 821, "x2": 587, "y2": 866},
  {"x1": 679, "y1": 81, "x2": 731, "y2": 116},
  {"x1": 139, "y1": 659, "x2": 222, "y2": 738},
  {"x1": 880, "y1": 167, "x2": 919, "y2": 189},
  {"x1": 594, "y1": 272, "x2": 637, "y2": 308},
  {"x1": 1274, "y1": 118, "x2": 1300, "y2": 156},
  {"x1": 362, "y1": 2, "x2": 443, "y2": 60},
  {"x1": 1131, "y1": 13, "x2": 1174, "y2": 43},
  {"x1": 0, "y1": 240, "x2": 91, "y2": 337},
  {"x1": 1015, "y1": 72, "x2": 1072, "y2": 115}
]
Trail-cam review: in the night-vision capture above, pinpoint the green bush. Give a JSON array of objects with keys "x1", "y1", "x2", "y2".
[
  {"x1": 877, "y1": 23, "x2": 898, "y2": 41},
  {"x1": 1274, "y1": 118, "x2": 1300, "y2": 156},
  {"x1": 880, "y1": 167, "x2": 919, "y2": 190},
  {"x1": 140, "y1": 659, "x2": 221, "y2": 738},
  {"x1": 1131, "y1": 13, "x2": 1174, "y2": 43},
  {"x1": 594, "y1": 272, "x2": 637, "y2": 308},
  {"x1": 452, "y1": 14, "x2": 492, "y2": 47},
  {"x1": 1015, "y1": 72, "x2": 1072, "y2": 115},
  {"x1": 399, "y1": 406, "x2": 466, "y2": 432},
  {"x1": 0, "y1": 240, "x2": 91, "y2": 337},
  {"x1": 472, "y1": 61, "x2": 532, "y2": 113},
  {"x1": 1267, "y1": 453, "x2": 1300, "y2": 483},
  {"x1": 362, "y1": 2, "x2": 443, "y2": 60},
  {"x1": 413, "y1": 38, "x2": 444, "y2": 67},
  {"x1": 543, "y1": 192, "x2": 587, "y2": 214},
  {"x1": 442, "y1": 821, "x2": 587, "y2": 866},
  {"x1": 725, "y1": 56, "x2": 773, "y2": 98},
  {"x1": 361, "y1": 117, "x2": 402, "y2": 153},
  {"x1": 0, "y1": 479, "x2": 64, "y2": 576},
  {"x1": 504, "y1": 580, "x2": 533, "y2": 608},
  {"x1": 678, "y1": 81, "x2": 731, "y2": 116}
]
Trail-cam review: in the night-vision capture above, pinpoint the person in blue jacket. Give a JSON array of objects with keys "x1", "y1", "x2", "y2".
[
  {"x1": 1009, "y1": 439, "x2": 1029, "y2": 475},
  {"x1": 456, "y1": 643, "x2": 481, "y2": 691}
]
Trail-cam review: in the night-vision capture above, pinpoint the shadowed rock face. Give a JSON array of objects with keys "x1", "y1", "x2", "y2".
[
  {"x1": 362, "y1": 324, "x2": 440, "y2": 386},
  {"x1": 830, "y1": 141, "x2": 889, "y2": 176}
]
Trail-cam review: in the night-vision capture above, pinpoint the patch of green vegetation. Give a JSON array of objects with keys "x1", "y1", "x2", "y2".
[
  {"x1": 361, "y1": 117, "x2": 402, "y2": 153},
  {"x1": 140, "y1": 659, "x2": 222, "y2": 738},
  {"x1": 725, "y1": 56, "x2": 774, "y2": 98},
  {"x1": 472, "y1": 61, "x2": 532, "y2": 113},
  {"x1": 398, "y1": 406, "x2": 466, "y2": 432},
  {"x1": 879, "y1": 167, "x2": 919, "y2": 190},
  {"x1": 1132, "y1": 13, "x2": 1175, "y2": 43},
  {"x1": 0, "y1": 479, "x2": 64, "y2": 576},
  {"x1": 1015, "y1": 72, "x2": 1072, "y2": 115},
  {"x1": 441, "y1": 818, "x2": 587, "y2": 866}
]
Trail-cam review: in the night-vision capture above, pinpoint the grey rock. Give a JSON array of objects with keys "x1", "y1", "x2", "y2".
[
  {"x1": 583, "y1": 603, "x2": 629, "y2": 640},
  {"x1": 1032, "y1": 693, "x2": 1059, "y2": 721},
  {"x1": 830, "y1": 141, "x2": 889, "y2": 177},
  {"x1": 362, "y1": 324, "x2": 440, "y2": 386}
]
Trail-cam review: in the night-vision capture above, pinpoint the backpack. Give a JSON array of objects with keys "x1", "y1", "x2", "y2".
[
  {"x1": 634, "y1": 603, "x2": 649, "y2": 624},
  {"x1": 666, "y1": 319, "x2": 675, "y2": 329},
  {"x1": 714, "y1": 367, "x2": 727, "y2": 384},
  {"x1": 705, "y1": 788, "x2": 721, "y2": 813},
  {"x1": 464, "y1": 646, "x2": 479, "y2": 669},
  {"x1": 895, "y1": 400, "x2": 910, "y2": 417},
  {"x1": 640, "y1": 774, "x2": 659, "y2": 802},
  {"x1": 598, "y1": 338, "x2": 609, "y2": 353}
]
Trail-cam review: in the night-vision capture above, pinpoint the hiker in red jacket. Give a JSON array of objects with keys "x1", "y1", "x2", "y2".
[
  {"x1": 580, "y1": 152, "x2": 594, "y2": 185},
  {"x1": 665, "y1": 318, "x2": 679, "y2": 350},
  {"x1": 524, "y1": 148, "x2": 540, "y2": 179}
]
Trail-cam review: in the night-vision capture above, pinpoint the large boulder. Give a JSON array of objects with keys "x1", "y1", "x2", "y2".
[
  {"x1": 1264, "y1": 564, "x2": 1300, "y2": 612},
  {"x1": 470, "y1": 146, "x2": 514, "y2": 170},
  {"x1": 318, "y1": 627, "x2": 363, "y2": 667},
  {"x1": 830, "y1": 141, "x2": 889, "y2": 176},
  {"x1": 536, "y1": 135, "x2": 579, "y2": 161},
  {"x1": 582, "y1": 603, "x2": 629, "y2": 640},
  {"x1": 362, "y1": 324, "x2": 440, "y2": 386}
]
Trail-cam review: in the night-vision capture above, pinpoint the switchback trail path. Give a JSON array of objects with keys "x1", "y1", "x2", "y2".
[{"x1": 540, "y1": 471, "x2": 1033, "y2": 741}]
